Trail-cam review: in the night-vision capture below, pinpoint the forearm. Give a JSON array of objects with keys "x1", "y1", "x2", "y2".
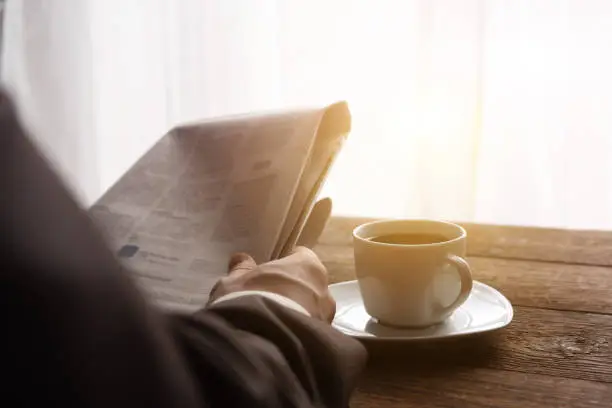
[{"x1": 170, "y1": 296, "x2": 367, "y2": 408}]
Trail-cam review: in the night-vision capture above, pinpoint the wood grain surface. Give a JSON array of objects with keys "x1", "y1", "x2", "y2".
[
  {"x1": 318, "y1": 216, "x2": 612, "y2": 407},
  {"x1": 314, "y1": 245, "x2": 612, "y2": 314},
  {"x1": 319, "y1": 216, "x2": 612, "y2": 266},
  {"x1": 352, "y1": 368, "x2": 612, "y2": 408}
]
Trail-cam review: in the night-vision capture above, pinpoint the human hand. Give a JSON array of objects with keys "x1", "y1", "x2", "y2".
[{"x1": 208, "y1": 247, "x2": 336, "y2": 322}]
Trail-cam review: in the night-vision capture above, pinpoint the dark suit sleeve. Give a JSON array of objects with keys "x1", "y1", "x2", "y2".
[
  {"x1": 0, "y1": 89, "x2": 366, "y2": 408},
  {"x1": 170, "y1": 297, "x2": 366, "y2": 408}
]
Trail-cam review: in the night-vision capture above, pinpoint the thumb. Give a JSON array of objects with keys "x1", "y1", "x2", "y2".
[{"x1": 228, "y1": 252, "x2": 257, "y2": 272}]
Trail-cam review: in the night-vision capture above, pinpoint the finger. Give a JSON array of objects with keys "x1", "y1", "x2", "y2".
[
  {"x1": 296, "y1": 197, "x2": 332, "y2": 249},
  {"x1": 288, "y1": 245, "x2": 310, "y2": 255},
  {"x1": 228, "y1": 252, "x2": 256, "y2": 272},
  {"x1": 288, "y1": 245, "x2": 317, "y2": 261},
  {"x1": 287, "y1": 246, "x2": 326, "y2": 270},
  {"x1": 284, "y1": 246, "x2": 329, "y2": 286}
]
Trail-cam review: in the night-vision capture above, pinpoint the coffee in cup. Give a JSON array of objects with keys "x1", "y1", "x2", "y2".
[{"x1": 353, "y1": 219, "x2": 473, "y2": 328}]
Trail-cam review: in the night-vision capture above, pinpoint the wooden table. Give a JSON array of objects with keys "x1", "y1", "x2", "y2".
[{"x1": 314, "y1": 217, "x2": 612, "y2": 408}]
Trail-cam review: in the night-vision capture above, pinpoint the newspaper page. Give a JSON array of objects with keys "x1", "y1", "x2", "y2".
[
  {"x1": 90, "y1": 103, "x2": 350, "y2": 312},
  {"x1": 273, "y1": 102, "x2": 351, "y2": 258}
]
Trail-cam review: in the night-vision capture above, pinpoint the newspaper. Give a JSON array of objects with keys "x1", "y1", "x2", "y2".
[{"x1": 90, "y1": 102, "x2": 351, "y2": 312}]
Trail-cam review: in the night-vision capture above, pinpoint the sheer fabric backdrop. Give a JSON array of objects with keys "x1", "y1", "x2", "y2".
[{"x1": 3, "y1": 0, "x2": 612, "y2": 229}]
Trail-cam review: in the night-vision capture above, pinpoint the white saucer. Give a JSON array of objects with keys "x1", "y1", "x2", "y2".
[{"x1": 329, "y1": 280, "x2": 513, "y2": 341}]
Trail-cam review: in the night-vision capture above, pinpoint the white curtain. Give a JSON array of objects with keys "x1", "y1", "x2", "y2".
[{"x1": 3, "y1": 0, "x2": 612, "y2": 229}]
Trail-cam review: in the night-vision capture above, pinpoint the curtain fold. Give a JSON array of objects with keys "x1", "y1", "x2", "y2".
[{"x1": 3, "y1": 0, "x2": 612, "y2": 229}]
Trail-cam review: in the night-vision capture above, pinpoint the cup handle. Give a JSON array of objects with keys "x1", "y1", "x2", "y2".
[{"x1": 439, "y1": 254, "x2": 473, "y2": 315}]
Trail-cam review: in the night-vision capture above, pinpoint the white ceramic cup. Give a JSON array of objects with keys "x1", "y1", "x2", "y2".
[{"x1": 353, "y1": 219, "x2": 473, "y2": 328}]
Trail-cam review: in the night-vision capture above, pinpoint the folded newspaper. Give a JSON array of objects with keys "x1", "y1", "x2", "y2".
[{"x1": 90, "y1": 102, "x2": 351, "y2": 312}]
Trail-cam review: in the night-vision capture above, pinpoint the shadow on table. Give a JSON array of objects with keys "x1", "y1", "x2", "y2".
[
  {"x1": 361, "y1": 332, "x2": 502, "y2": 375},
  {"x1": 352, "y1": 334, "x2": 508, "y2": 407}
]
